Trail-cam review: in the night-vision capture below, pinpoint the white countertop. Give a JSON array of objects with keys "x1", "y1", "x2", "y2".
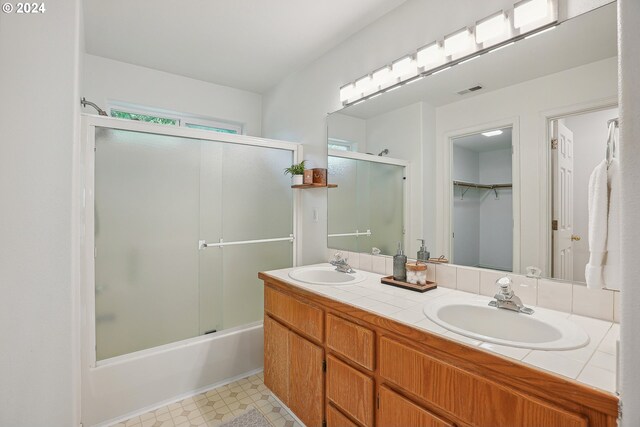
[{"x1": 264, "y1": 264, "x2": 619, "y2": 395}]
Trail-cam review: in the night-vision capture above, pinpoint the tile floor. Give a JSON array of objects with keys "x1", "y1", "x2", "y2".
[{"x1": 111, "y1": 372, "x2": 302, "y2": 427}]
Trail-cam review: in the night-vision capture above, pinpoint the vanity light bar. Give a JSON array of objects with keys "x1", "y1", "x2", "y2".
[{"x1": 338, "y1": 0, "x2": 557, "y2": 105}]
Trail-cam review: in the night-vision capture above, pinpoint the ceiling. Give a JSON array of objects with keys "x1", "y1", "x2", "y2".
[
  {"x1": 340, "y1": 2, "x2": 617, "y2": 118},
  {"x1": 83, "y1": 0, "x2": 407, "y2": 93},
  {"x1": 453, "y1": 127, "x2": 512, "y2": 153}
]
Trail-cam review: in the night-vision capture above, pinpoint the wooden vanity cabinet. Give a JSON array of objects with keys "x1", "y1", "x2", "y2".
[
  {"x1": 264, "y1": 286, "x2": 324, "y2": 427},
  {"x1": 260, "y1": 274, "x2": 619, "y2": 427}
]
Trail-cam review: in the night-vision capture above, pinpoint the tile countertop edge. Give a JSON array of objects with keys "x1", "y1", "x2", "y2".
[{"x1": 259, "y1": 264, "x2": 619, "y2": 398}]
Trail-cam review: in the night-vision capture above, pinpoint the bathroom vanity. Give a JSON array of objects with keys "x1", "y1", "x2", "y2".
[{"x1": 259, "y1": 268, "x2": 618, "y2": 427}]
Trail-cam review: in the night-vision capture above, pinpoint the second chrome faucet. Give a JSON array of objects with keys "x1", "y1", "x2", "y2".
[{"x1": 488, "y1": 276, "x2": 534, "y2": 315}]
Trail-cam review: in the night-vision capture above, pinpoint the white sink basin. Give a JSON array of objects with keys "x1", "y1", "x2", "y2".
[
  {"x1": 424, "y1": 297, "x2": 589, "y2": 350},
  {"x1": 288, "y1": 266, "x2": 366, "y2": 286}
]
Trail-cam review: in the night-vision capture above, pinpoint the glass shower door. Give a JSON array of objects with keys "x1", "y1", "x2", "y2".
[
  {"x1": 94, "y1": 128, "x2": 206, "y2": 360},
  {"x1": 94, "y1": 125, "x2": 295, "y2": 361}
]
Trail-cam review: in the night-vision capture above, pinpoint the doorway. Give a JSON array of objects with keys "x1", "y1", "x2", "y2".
[
  {"x1": 550, "y1": 106, "x2": 618, "y2": 282},
  {"x1": 451, "y1": 126, "x2": 514, "y2": 271}
]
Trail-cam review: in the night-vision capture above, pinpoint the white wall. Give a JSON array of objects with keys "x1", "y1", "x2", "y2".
[
  {"x1": 0, "y1": 1, "x2": 81, "y2": 426},
  {"x1": 453, "y1": 146, "x2": 481, "y2": 266},
  {"x1": 83, "y1": 54, "x2": 263, "y2": 136},
  {"x1": 436, "y1": 57, "x2": 617, "y2": 275},
  {"x1": 328, "y1": 113, "x2": 367, "y2": 152},
  {"x1": 619, "y1": 0, "x2": 640, "y2": 425},
  {"x1": 563, "y1": 107, "x2": 618, "y2": 281},
  {"x1": 479, "y1": 149, "x2": 513, "y2": 271}
]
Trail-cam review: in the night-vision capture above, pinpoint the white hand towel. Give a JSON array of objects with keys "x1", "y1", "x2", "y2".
[
  {"x1": 603, "y1": 158, "x2": 621, "y2": 290},
  {"x1": 585, "y1": 159, "x2": 608, "y2": 288}
]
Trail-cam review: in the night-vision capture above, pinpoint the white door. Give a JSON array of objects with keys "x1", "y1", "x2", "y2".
[{"x1": 552, "y1": 121, "x2": 575, "y2": 280}]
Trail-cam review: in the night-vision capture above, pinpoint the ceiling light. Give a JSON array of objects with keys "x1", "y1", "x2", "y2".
[
  {"x1": 392, "y1": 55, "x2": 417, "y2": 80},
  {"x1": 372, "y1": 66, "x2": 393, "y2": 89},
  {"x1": 339, "y1": 83, "x2": 356, "y2": 104},
  {"x1": 482, "y1": 130, "x2": 503, "y2": 137},
  {"x1": 514, "y1": 0, "x2": 549, "y2": 29},
  {"x1": 476, "y1": 11, "x2": 507, "y2": 44},
  {"x1": 444, "y1": 28, "x2": 473, "y2": 57},
  {"x1": 354, "y1": 75, "x2": 373, "y2": 96},
  {"x1": 417, "y1": 42, "x2": 444, "y2": 69}
]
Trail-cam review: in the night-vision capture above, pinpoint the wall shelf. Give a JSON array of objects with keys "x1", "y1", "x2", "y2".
[{"x1": 291, "y1": 184, "x2": 338, "y2": 189}]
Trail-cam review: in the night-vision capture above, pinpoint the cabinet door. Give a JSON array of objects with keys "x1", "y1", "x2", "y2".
[
  {"x1": 289, "y1": 331, "x2": 324, "y2": 427},
  {"x1": 379, "y1": 385, "x2": 454, "y2": 427},
  {"x1": 264, "y1": 315, "x2": 289, "y2": 405},
  {"x1": 327, "y1": 355, "x2": 374, "y2": 427},
  {"x1": 327, "y1": 404, "x2": 359, "y2": 427}
]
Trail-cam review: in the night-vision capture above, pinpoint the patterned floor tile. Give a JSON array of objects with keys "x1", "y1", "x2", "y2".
[{"x1": 109, "y1": 373, "x2": 294, "y2": 427}]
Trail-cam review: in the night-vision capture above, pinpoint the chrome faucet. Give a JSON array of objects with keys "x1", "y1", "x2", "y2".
[
  {"x1": 488, "y1": 276, "x2": 534, "y2": 315},
  {"x1": 330, "y1": 252, "x2": 355, "y2": 274}
]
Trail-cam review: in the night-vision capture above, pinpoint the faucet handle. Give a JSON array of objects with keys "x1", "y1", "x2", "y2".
[
  {"x1": 496, "y1": 276, "x2": 513, "y2": 296},
  {"x1": 331, "y1": 251, "x2": 347, "y2": 263}
]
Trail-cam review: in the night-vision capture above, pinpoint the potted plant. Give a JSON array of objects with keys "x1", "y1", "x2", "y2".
[{"x1": 284, "y1": 160, "x2": 306, "y2": 185}]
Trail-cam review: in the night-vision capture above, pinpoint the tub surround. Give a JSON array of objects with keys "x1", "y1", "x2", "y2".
[{"x1": 260, "y1": 266, "x2": 618, "y2": 427}]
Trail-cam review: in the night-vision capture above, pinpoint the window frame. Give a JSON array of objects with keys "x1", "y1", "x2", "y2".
[{"x1": 106, "y1": 103, "x2": 244, "y2": 135}]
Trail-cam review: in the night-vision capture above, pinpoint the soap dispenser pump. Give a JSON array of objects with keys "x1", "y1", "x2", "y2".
[
  {"x1": 393, "y1": 242, "x2": 407, "y2": 281},
  {"x1": 417, "y1": 239, "x2": 430, "y2": 262}
]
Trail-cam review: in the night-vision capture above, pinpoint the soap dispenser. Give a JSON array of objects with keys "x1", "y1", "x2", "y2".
[
  {"x1": 393, "y1": 242, "x2": 407, "y2": 281},
  {"x1": 417, "y1": 239, "x2": 430, "y2": 262}
]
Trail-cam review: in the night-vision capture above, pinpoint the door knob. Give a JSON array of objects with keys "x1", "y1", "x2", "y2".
[{"x1": 571, "y1": 235, "x2": 581, "y2": 241}]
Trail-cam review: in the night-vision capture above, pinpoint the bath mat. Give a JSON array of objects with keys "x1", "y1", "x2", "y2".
[{"x1": 220, "y1": 408, "x2": 271, "y2": 427}]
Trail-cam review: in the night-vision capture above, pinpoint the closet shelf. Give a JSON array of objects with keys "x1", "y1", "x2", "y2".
[
  {"x1": 453, "y1": 180, "x2": 512, "y2": 189},
  {"x1": 291, "y1": 184, "x2": 338, "y2": 189}
]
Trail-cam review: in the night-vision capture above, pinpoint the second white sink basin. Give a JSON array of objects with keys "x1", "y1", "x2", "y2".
[
  {"x1": 424, "y1": 297, "x2": 589, "y2": 350},
  {"x1": 288, "y1": 265, "x2": 366, "y2": 286}
]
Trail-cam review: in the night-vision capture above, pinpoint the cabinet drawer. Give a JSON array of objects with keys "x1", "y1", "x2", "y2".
[
  {"x1": 379, "y1": 337, "x2": 588, "y2": 427},
  {"x1": 265, "y1": 285, "x2": 323, "y2": 342},
  {"x1": 327, "y1": 404, "x2": 359, "y2": 427},
  {"x1": 327, "y1": 355, "x2": 374, "y2": 427},
  {"x1": 327, "y1": 313, "x2": 375, "y2": 371},
  {"x1": 379, "y1": 385, "x2": 454, "y2": 427}
]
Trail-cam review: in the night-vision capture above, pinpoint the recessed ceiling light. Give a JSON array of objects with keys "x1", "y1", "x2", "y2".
[{"x1": 482, "y1": 130, "x2": 503, "y2": 137}]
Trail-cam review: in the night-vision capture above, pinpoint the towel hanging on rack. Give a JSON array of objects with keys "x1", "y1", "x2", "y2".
[{"x1": 585, "y1": 118, "x2": 620, "y2": 289}]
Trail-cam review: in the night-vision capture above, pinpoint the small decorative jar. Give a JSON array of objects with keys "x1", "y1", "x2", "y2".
[
  {"x1": 303, "y1": 169, "x2": 314, "y2": 184},
  {"x1": 405, "y1": 261, "x2": 428, "y2": 285},
  {"x1": 312, "y1": 168, "x2": 327, "y2": 185}
]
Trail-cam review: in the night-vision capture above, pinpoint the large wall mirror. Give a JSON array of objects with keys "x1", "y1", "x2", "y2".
[{"x1": 327, "y1": 2, "x2": 617, "y2": 287}]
